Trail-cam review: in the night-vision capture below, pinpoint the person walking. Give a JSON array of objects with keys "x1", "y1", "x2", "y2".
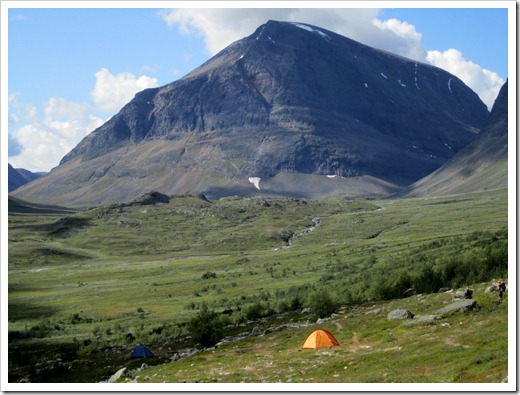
[{"x1": 498, "y1": 280, "x2": 506, "y2": 303}]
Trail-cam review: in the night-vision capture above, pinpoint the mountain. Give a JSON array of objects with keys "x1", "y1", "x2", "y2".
[
  {"x1": 397, "y1": 80, "x2": 508, "y2": 198},
  {"x1": 12, "y1": 21, "x2": 489, "y2": 206},
  {"x1": 8, "y1": 164, "x2": 44, "y2": 192}
]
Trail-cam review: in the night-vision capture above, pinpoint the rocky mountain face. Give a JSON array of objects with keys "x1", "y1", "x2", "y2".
[
  {"x1": 398, "y1": 80, "x2": 508, "y2": 197},
  {"x1": 12, "y1": 21, "x2": 489, "y2": 206},
  {"x1": 8, "y1": 164, "x2": 44, "y2": 192}
]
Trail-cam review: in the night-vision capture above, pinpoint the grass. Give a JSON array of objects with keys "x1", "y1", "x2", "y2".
[
  {"x1": 7, "y1": 188, "x2": 508, "y2": 383},
  {"x1": 128, "y1": 282, "x2": 508, "y2": 384}
]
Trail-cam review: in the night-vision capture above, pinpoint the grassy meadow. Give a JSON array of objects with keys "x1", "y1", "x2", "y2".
[{"x1": 7, "y1": 188, "x2": 508, "y2": 383}]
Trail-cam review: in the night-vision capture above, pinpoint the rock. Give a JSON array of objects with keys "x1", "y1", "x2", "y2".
[
  {"x1": 302, "y1": 308, "x2": 312, "y2": 314},
  {"x1": 403, "y1": 315, "x2": 441, "y2": 326},
  {"x1": 402, "y1": 288, "x2": 416, "y2": 298},
  {"x1": 250, "y1": 326, "x2": 263, "y2": 337},
  {"x1": 454, "y1": 288, "x2": 473, "y2": 299},
  {"x1": 170, "y1": 348, "x2": 200, "y2": 362},
  {"x1": 387, "y1": 308, "x2": 414, "y2": 320},
  {"x1": 485, "y1": 285, "x2": 499, "y2": 293},
  {"x1": 435, "y1": 299, "x2": 479, "y2": 315},
  {"x1": 108, "y1": 367, "x2": 128, "y2": 383},
  {"x1": 438, "y1": 287, "x2": 451, "y2": 293}
]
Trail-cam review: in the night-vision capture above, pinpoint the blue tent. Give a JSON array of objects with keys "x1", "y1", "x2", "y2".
[{"x1": 130, "y1": 345, "x2": 154, "y2": 358}]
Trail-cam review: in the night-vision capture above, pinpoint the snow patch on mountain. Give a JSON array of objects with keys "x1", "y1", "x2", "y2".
[
  {"x1": 248, "y1": 177, "x2": 261, "y2": 190},
  {"x1": 291, "y1": 23, "x2": 331, "y2": 41}
]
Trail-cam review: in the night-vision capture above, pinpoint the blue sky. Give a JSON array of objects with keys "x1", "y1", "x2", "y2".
[{"x1": 4, "y1": 2, "x2": 512, "y2": 172}]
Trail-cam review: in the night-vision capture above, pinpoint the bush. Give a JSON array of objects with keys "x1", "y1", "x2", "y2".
[
  {"x1": 308, "y1": 289, "x2": 337, "y2": 319},
  {"x1": 188, "y1": 303, "x2": 225, "y2": 348},
  {"x1": 201, "y1": 271, "x2": 217, "y2": 280},
  {"x1": 244, "y1": 301, "x2": 274, "y2": 321}
]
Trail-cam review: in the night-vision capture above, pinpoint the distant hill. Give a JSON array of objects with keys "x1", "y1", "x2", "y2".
[
  {"x1": 397, "y1": 80, "x2": 508, "y2": 198},
  {"x1": 8, "y1": 164, "x2": 44, "y2": 192},
  {"x1": 12, "y1": 20, "x2": 489, "y2": 206},
  {"x1": 8, "y1": 195, "x2": 79, "y2": 214}
]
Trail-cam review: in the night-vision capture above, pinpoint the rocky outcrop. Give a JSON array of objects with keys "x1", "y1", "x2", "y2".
[{"x1": 435, "y1": 299, "x2": 479, "y2": 315}]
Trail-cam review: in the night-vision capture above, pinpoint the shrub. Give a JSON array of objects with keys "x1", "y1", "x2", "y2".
[
  {"x1": 188, "y1": 302, "x2": 225, "y2": 348},
  {"x1": 201, "y1": 271, "x2": 217, "y2": 280},
  {"x1": 308, "y1": 289, "x2": 337, "y2": 319}
]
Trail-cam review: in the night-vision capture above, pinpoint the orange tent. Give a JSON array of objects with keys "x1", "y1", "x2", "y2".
[{"x1": 301, "y1": 329, "x2": 340, "y2": 349}]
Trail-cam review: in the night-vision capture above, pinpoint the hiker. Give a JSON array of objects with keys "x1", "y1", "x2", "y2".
[{"x1": 498, "y1": 280, "x2": 506, "y2": 302}]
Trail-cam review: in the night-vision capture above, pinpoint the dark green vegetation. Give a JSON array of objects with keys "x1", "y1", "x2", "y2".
[{"x1": 8, "y1": 189, "x2": 508, "y2": 383}]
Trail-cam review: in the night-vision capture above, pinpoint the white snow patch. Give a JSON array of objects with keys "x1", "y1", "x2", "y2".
[
  {"x1": 239, "y1": 54, "x2": 244, "y2": 59},
  {"x1": 381, "y1": 72, "x2": 388, "y2": 79},
  {"x1": 256, "y1": 25, "x2": 265, "y2": 40},
  {"x1": 291, "y1": 23, "x2": 331, "y2": 41},
  {"x1": 327, "y1": 175, "x2": 337, "y2": 178},
  {"x1": 364, "y1": 82, "x2": 368, "y2": 88},
  {"x1": 398, "y1": 80, "x2": 406, "y2": 87},
  {"x1": 448, "y1": 78, "x2": 453, "y2": 93},
  {"x1": 268, "y1": 35, "x2": 275, "y2": 43},
  {"x1": 248, "y1": 177, "x2": 261, "y2": 190},
  {"x1": 412, "y1": 145, "x2": 417, "y2": 149},
  {"x1": 444, "y1": 143, "x2": 453, "y2": 150}
]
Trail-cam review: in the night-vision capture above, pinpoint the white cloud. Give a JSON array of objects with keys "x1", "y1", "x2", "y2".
[
  {"x1": 91, "y1": 67, "x2": 158, "y2": 114},
  {"x1": 372, "y1": 18, "x2": 426, "y2": 61},
  {"x1": 8, "y1": 97, "x2": 104, "y2": 172},
  {"x1": 426, "y1": 49, "x2": 504, "y2": 110},
  {"x1": 9, "y1": 68, "x2": 159, "y2": 172},
  {"x1": 160, "y1": 8, "x2": 502, "y2": 109},
  {"x1": 160, "y1": 8, "x2": 383, "y2": 55}
]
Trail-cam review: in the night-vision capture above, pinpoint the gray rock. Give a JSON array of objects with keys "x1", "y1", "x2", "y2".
[
  {"x1": 250, "y1": 326, "x2": 263, "y2": 337},
  {"x1": 387, "y1": 308, "x2": 414, "y2": 320},
  {"x1": 485, "y1": 285, "x2": 499, "y2": 293},
  {"x1": 108, "y1": 367, "x2": 128, "y2": 383},
  {"x1": 435, "y1": 299, "x2": 478, "y2": 315},
  {"x1": 403, "y1": 315, "x2": 441, "y2": 326},
  {"x1": 453, "y1": 291, "x2": 466, "y2": 299}
]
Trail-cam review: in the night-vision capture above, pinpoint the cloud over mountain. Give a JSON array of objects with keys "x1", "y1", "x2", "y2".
[{"x1": 91, "y1": 68, "x2": 159, "y2": 114}]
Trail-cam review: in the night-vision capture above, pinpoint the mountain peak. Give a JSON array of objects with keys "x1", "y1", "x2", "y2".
[{"x1": 13, "y1": 22, "x2": 490, "y2": 206}]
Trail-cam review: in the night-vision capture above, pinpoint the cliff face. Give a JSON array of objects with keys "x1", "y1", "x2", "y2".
[{"x1": 13, "y1": 21, "x2": 490, "y2": 205}]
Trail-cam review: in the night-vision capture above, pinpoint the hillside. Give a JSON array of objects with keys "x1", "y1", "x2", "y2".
[
  {"x1": 398, "y1": 80, "x2": 508, "y2": 198},
  {"x1": 8, "y1": 164, "x2": 44, "y2": 192},
  {"x1": 11, "y1": 20, "x2": 489, "y2": 206},
  {"x1": 123, "y1": 281, "x2": 509, "y2": 385},
  {"x1": 8, "y1": 189, "x2": 508, "y2": 384}
]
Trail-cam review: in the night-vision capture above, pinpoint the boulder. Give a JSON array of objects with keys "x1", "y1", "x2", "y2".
[
  {"x1": 435, "y1": 299, "x2": 478, "y2": 315},
  {"x1": 387, "y1": 308, "x2": 414, "y2": 320},
  {"x1": 250, "y1": 326, "x2": 263, "y2": 337},
  {"x1": 403, "y1": 315, "x2": 442, "y2": 326},
  {"x1": 107, "y1": 367, "x2": 128, "y2": 383},
  {"x1": 485, "y1": 285, "x2": 499, "y2": 293}
]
